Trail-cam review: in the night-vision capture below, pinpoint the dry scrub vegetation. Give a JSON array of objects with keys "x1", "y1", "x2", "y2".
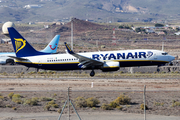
[
  {"x1": 0, "y1": 92, "x2": 149, "y2": 113},
  {"x1": 1, "y1": 91, "x2": 180, "y2": 116}
]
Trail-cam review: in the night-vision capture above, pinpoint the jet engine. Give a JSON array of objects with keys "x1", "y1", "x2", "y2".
[
  {"x1": 0, "y1": 59, "x2": 6, "y2": 65},
  {"x1": 101, "y1": 61, "x2": 120, "y2": 72}
]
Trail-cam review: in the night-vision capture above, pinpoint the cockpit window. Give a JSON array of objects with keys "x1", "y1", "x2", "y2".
[{"x1": 162, "y1": 52, "x2": 168, "y2": 55}]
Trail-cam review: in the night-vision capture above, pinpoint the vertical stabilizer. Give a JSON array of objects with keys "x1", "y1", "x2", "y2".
[
  {"x1": 8, "y1": 27, "x2": 49, "y2": 57},
  {"x1": 41, "y1": 35, "x2": 60, "y2": 53}
]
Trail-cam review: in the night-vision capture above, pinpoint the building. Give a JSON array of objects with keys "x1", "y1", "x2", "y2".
[
  {"x1": 157, "y1": 32, "x2": 165, "y2": 35},
  {"x1": 175, "y1": 32, "x2": 180, "y2": 35},
  {"x1": 1, "y1": 39, "x2": 11, "y2": 44},
  {"x1": 24, "y1": 5, "x2": 42, "y2": 9},
  {"x1": 145, "y1": 28, "x2": 154, "y2": 33}
]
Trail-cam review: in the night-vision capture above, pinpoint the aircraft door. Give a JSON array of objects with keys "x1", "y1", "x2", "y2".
[{"x1": 153, "y1": 53, "x2": 157, "y2": 60}]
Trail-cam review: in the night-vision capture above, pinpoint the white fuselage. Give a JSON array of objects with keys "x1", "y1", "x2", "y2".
[{"x1": 15, "y1": 49, "x2": 175, "y2": 70}]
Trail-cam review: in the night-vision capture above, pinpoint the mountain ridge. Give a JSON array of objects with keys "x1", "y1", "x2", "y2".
[{"x1": 0, "y1": 0, "x2": 180, "y2": 22}]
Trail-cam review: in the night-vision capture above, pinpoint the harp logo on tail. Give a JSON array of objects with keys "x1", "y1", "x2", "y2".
[{"x1": 14, "y1": 38, "x2": 26, "y2": 53}]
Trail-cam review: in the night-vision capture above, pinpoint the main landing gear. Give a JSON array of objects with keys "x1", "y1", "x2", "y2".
[
  {"x1": 36, "y1": 68, "x2": 39, "y2": 72},
  {"x1": 90, "y1": 70, "x2": 95, "y2": 77},
  {"x1": 157, "y1": 67, "x2": 160, "y2": 72},
  {"x1": 169, "y1": 62, "x2": 173, "y2": 66},
  {"x1": 26, "y1": 67, "x2": 29, "y2": 71},
  {"x1": 90, "y1": 66, "x2": 95, "y2": 77}
]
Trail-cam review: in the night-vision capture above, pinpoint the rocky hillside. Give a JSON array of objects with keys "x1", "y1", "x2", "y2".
[{"x1": 1, "y1": 0, "x2": 180, "y2": 22}]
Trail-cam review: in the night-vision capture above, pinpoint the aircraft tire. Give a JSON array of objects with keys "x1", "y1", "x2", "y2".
[{"x1": 90, "y1": 70, "x2": 95, "y2": 77}]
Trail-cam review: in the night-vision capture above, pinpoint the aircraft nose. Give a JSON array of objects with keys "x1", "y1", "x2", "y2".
[{"x1": 170, "y1": 56, "x2": 175, "y2": 61}]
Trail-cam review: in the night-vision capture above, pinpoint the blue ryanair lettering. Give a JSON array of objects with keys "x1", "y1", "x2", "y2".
[
  {"x1": 92, "y1": 54, "x2": 100, "y2": 60},
  {"x1": 126, "y1": 53, "x2": 134, "y2": 59},
  {"x1": 117, "y1": 53, "x2": 125, "y2": 59},
  {"x1": 135, "y1": 52, "x2": 138, "y2": 58},
  {"x1": 139, "y1": 52, "x2": 146, "y2": 58},
  {"x1": 100, "y1": 54, "x2": 108, "y2": 60},
  {"x1": 92, "y1": 52, "x2": 147, "y2": 60},
  {"x1": 108, "y1": 53, "x2": 116, "y2": 60}
]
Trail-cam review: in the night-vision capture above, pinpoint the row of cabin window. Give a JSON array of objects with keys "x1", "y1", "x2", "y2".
[{"x1": 47, "y1": 58, "x2": 78, "y2": 62}]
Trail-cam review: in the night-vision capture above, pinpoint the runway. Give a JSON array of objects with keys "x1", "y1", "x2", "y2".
[{"x1": 0, "y1": 77, "x2": 180, "y2": 92}]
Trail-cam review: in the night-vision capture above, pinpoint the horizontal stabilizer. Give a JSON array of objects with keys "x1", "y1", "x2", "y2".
[{"x1": 8, "y1": 56, "x2": 28, "y2": 61}]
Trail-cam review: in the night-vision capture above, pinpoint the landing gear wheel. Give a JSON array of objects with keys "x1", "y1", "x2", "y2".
[
  {"x1": 169, "y1": 62, "x2": 173, "y2": 66},
  {"x1": 36, "y1": 68, "x2": 39, "y2": 73},
  {"x1": 90, "y1": 70, "x2": 95, "y2": 77},
  {"x1": 157, "y1": 67, "x2": 160, "y2": 73}
]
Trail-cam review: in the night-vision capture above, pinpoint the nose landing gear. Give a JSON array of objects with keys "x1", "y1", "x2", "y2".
[{"x1": 169, "y1": 62, "x2": 173, "y2": 66}]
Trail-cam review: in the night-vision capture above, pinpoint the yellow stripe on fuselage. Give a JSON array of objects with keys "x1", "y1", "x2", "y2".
[
  {"x1": 15, "y1": 59, "x2": 169, "y2": 64},
  {"x1": 103, "y1": 66, "x2": 119, "y2": 68}
]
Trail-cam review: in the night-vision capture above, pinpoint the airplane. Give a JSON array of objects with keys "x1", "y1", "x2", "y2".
[
  {"x1": 0, "y1": 28, "x2": 60, "y2": 65},
  {"x1": 8, "y1": 27, "x2": 175, "y2": 77}
]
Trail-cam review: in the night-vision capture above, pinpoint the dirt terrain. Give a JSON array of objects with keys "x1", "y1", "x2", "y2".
[
  {"x1": 0, "y1": 76, "x2": 180, "y2": 120},
  {"x1": 0, "y1": 19, "x2": 180, "y2": 119}
]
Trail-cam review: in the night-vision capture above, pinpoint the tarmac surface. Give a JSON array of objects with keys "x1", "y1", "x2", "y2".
[{"x1": 0, "y1": 112, "x2": 180, "y2": 120}]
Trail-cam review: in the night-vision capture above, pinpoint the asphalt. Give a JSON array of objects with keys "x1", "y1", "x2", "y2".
[{"x1": 0, "y1": 112, "x2": 179, "y2": 120}]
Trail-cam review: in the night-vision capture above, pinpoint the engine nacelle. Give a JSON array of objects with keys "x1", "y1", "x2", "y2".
[
  {"x1": 101, "y1": 61, "x2": 120, "y2": 72},
  {"x1": 6, "y1": 59, "x2": 15, "y2": 65},
  {"x1": 0, "y1": 60, "x2": 6, "y2": 64}
]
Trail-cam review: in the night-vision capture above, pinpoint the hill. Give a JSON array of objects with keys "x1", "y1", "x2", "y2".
[
  {"x1": 1, "y1": 18, "x2": 180, "y2": 54},
  {"x1": 0, "y1": 0, "x2": 180, "y2": 23}
]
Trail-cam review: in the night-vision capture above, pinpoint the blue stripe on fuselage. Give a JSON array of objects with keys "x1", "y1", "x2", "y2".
[{"x1": 16, "y1": 60, "x2": 168, "y2": 70}]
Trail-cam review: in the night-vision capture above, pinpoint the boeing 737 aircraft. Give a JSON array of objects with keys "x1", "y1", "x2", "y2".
[
  {"x1": 0, "y1": 28, "x2": 60, "y2": 65},
  {"x1": 8, "y1": 27, "x2": 175, "y2": 77}
]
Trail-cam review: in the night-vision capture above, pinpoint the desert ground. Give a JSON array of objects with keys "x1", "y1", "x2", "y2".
[
  {"x1": 0, "y1": 20, "x2": 180, "y2": 120},
  {"x1": 0, "y1": 74, "x2": 180, "y2": 120}
]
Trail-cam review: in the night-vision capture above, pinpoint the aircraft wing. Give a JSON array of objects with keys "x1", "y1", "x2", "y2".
[{"x1": 64, "y1": 42, "x2": 103, "y2": 68}]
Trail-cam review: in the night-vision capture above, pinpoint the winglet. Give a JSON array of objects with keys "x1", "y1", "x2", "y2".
[{"x1": 64, "y1": 42, "x2": 74, "y2": 54}]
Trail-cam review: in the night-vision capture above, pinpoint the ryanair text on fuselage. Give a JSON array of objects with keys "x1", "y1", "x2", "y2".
[{"x1": 92, "y1": 51, "x2": 153, "y2": 60}]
